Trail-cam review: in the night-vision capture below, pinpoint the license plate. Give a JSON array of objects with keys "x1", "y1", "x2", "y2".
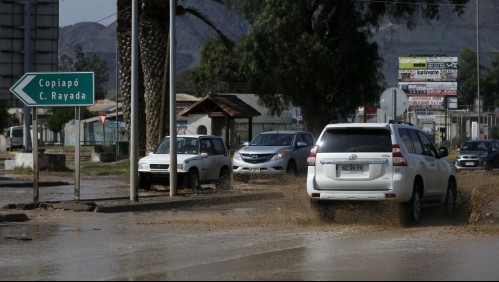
[
  {"x1": 249, "y1": 168, "x2": 260, "y2": 172},
  {"x1": 465, "y1": 162, "x2": 474, "y2": 166},
  {"x1": 341, "y1": 164, "x2": 363, "y2": 174}
]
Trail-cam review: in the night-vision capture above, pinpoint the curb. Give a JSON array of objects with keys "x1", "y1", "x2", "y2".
[
  {"x1": 0, "y1": 213, "x2": 30, "y2": 222},
  {"x1": 1, "y1": 192, "x2": 284, "y2": 213},
  {"x1": 0, "y1": 181, "x2": 71, "y2": 188},
  {"x1": 93, "y1": 192, "x2": 284, "y2": 213}
]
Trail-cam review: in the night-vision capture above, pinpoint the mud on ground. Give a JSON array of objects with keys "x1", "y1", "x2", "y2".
[{"x1": 138, "y1": 171, "x2": 498, "y2": 235}]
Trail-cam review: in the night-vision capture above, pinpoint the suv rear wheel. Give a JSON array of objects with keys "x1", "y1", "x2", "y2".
[
  {"x1": 216, "y1": 167, "x2": 232, "y2": 190},
  {"x1": 310, "y1": 200, "x2": 335, "y2": 222},
  {"x1": 399, "y1": 183, "x2": 422, "y2": 226}
]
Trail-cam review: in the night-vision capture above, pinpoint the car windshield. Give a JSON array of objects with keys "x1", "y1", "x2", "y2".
[
  {"x1": 154, "y1": 137, "x2": 199, "y2": 154},
  {"x1": 249, "y1": 133, "x2": 294, "y2": 146},
  {"x1": 461, "y1": 142, "x2": 489, "y2": 151}
]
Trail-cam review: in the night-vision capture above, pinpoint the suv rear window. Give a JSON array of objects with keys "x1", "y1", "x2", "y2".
[{"x1": 318, "y1": 128, "x2": 392, "y2": 153}]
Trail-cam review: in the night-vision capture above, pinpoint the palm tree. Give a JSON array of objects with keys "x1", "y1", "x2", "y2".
[
  {"x1": 117, "y1": 0, "x2": 232, "y2": 154},
  {"x1": 117, "y1": 0, "x2": 146, "y2": 155}
]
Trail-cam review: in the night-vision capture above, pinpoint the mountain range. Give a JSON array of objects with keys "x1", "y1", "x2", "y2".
[{"x1": 58, "y1": 1, "x2": 499, "y2": 99}]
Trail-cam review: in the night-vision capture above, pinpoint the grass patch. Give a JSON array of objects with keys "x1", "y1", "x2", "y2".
[
  {"x1": 12, "y1": 166, "x2": 33, "y2": 175},
  {"x1": 81, "y1": 159, "x2": 130, "y2": 176}
]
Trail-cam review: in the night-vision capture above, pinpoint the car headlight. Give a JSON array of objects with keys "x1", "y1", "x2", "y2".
[
  {"x1": 270, "y1": 151, "x2": 289, "y2": 161},
  {"x1": 138, "y1": 163, "x2": 149, "y2": 170},
  {"x1": 480, "y1": 152, "x2": 489, "y2": 158},
  {"x1": 233, "y1": 150, "x2": 241, "y2": 160},
  {"x1": 177, "y1": 163, "x2": 184, "y2": 170}
]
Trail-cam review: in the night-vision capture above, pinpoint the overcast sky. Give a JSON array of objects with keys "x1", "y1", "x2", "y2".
[{"x1": 59, "y1": 0, "x2": 116, "y2": 27}]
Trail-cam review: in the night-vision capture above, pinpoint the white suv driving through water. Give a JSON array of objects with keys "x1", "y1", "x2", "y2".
[
  {"x1": 306, "y1": 120, "x2": 457, "y2": 225},
  {"x1": 138, "y1": 135, "x2": 232, "y2": 190}
]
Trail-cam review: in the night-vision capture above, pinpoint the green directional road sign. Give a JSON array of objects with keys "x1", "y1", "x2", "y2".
[{"x1": 9, "y1": 72, "x2": 95, "y2": 107}]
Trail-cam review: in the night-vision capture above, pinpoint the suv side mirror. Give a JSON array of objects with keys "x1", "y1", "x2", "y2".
[
  {"x1": 296, "y1": 141, "x2": 307, "y2": 147},
  {"x1": 438, "y1": 146, "x2": 449, "y2": 158}
]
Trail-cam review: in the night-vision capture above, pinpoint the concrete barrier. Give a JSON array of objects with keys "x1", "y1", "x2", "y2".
[{"x1": 14, "y1": 152, "x2": 67, "y2": 171}]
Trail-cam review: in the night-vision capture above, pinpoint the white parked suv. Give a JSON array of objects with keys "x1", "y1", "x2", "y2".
[
  {"x1": 138, "y1": 135, "x2": 232, "y2": 190},
  {"x1": 306, "y1": 120, "x2": 457, "y2": 225}
]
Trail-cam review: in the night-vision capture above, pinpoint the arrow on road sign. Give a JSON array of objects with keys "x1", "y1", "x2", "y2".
[
  {"x1": 10, "y1": 74, "x2": 37, "y2": 105},
  {"x1": 9, "y1": 72, "x2": 95, "y2": 107}
]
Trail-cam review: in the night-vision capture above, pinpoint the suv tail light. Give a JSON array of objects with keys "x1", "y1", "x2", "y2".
[
  {"x1": 307, "y1": 145, "x2": 318, "y2": 166},
  {"x1": 392, "y1": 144, "x2": 408, "y2": 166}
]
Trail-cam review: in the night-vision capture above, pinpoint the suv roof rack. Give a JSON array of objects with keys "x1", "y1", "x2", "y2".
[{"x1": 388, "y1": 120, "x2": 414, "y2": 126}]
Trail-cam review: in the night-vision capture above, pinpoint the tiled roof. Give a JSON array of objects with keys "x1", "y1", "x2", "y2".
[{"x1": 179, "y1": 94, "x2": 260, "y2": 118}]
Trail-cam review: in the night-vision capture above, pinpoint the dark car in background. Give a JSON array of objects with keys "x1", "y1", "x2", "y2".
[{"x1": 455, "y1": 140, "x2": 499, "y2": 170}]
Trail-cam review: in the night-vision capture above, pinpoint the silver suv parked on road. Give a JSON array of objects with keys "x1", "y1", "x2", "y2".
[
  {"x1": 232, "y1": 130, "x2": 315, "y2": 182},
  {"x1": 306, "y1": 120, "x2": 457, "y2": 225}
]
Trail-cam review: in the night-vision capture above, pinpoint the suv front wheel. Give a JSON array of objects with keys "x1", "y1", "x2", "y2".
[
  {"x1": 444, "y1": 179, "x2": 457, "y2": 216},
  {"x1": 138, "y1": 173, "x2": 152, "y2": 190},
  {"x1": 183, "y1": 168, "x2": 200, "y2": 189},
  {"x1": 399, "y1": 183, "x2": 422, "y2": 226}
]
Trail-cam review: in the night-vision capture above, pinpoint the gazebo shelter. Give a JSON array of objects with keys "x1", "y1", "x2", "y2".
[{"x1": 178, "y1": 94, "x2": 261, "y2": 148}]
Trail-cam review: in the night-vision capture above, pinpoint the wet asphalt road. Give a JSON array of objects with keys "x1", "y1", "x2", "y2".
[{"x1": 1, "y1": 154, "x2": 499, "y2": 280}]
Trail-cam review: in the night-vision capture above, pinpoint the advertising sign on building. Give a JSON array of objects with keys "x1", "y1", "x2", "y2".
[
  {"x1": 398, "y1": 82, "x2": 457, "y2": 95},
  {"x1": 409, "y1": 96, "x2": 445, "y2": 107},
  {"x1": 398, "y1": 57, "x2": 458, "y2": 70},
  {"x1": 398, "y1": 69, "x2": 458, "y2": 82}
]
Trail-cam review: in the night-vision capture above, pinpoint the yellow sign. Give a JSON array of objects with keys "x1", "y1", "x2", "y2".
[{"x1": 398, "y1": 57, "x2": 428, "y2": 69}]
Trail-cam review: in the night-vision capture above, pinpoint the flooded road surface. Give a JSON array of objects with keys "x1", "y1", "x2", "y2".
[
  {"x1": 1, "y1": 208, "x2": 498, "y2": 281},
  {"x1": 1, "y1": 173, "x2": 498, "y2": 280}
]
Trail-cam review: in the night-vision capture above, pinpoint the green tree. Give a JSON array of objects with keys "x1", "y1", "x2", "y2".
[
  {"x1": 483, "y1": 53, "x2": 499, "y2": 107},
  {"x1": 47, "y1": 108, "x2": 94, "y2": 146},
  {"x1": 490, "y1": 126, "x2": 499, "y2": 139},
  {"x1": 189, "y1": 0, "x2": 470, "y2": 136},
  {"x1": 0, "y1": 101, "x2": 16, "y2": 134},
  {"x1": 59, "y1": 43, "x2": 110, "y2": 100},
  {"x1": 458, "y1": 48, "x2": 483, "y2": 107}
]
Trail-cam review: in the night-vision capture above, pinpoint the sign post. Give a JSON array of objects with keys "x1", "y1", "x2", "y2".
[
  {"x1": 99, "y1": 113, "x2": 107, "y2": 145},
  {"x1": 10, "y1": 72, "x2": 94, "y2": 202}
]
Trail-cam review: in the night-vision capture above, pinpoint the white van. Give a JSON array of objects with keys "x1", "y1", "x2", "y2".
[{"x1": 4, "y1": 125, "x2": 24, "y2": 151}]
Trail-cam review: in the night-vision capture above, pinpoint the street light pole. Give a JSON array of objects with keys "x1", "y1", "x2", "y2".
[{"x1": 476, "y1": 0, "x2": 481, "y2": 137}]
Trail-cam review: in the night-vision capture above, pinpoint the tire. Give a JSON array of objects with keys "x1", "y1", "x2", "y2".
[
  {"x1": 444, "y1": 179, "x2": 457, "y2": 216},
  {"x1": 485, "y1": 160, "x2": 493, "y2": 171},
  {"x1": 183, "y1": 168, "x2": 200, "y2": 189},
  {"x1": 310, "y1": 199, "x2": 335, "y2": 222},
  {"x1": 216, "y1": 167, "x2": 232, "y2": 190},
  {"x1": 399, "y1": 183, "x2": 422, "y2": 226},
  {"x1": 138, "y1": 173, "x2": 152, "y2": 190},
  {"x1": 286, "y1": 160, "x2": 297, "y2": 175}
]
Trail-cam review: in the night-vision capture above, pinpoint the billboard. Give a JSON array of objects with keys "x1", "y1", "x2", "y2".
[
  {"x1": 399, "y1": 82, "x2": 457, "y2": 95},
  {"x1": 409, "y1": 96, "x2": 444, "y2": 107},
  {"x1": 398, "y1": 57, "x2": 458, "y2": 70},
  {"x1": 398, "y1": 56, "x2": 458, "y2": 108},
  {"x1": 398, "y1": 69, "x2": 458, "y2": 82}
]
